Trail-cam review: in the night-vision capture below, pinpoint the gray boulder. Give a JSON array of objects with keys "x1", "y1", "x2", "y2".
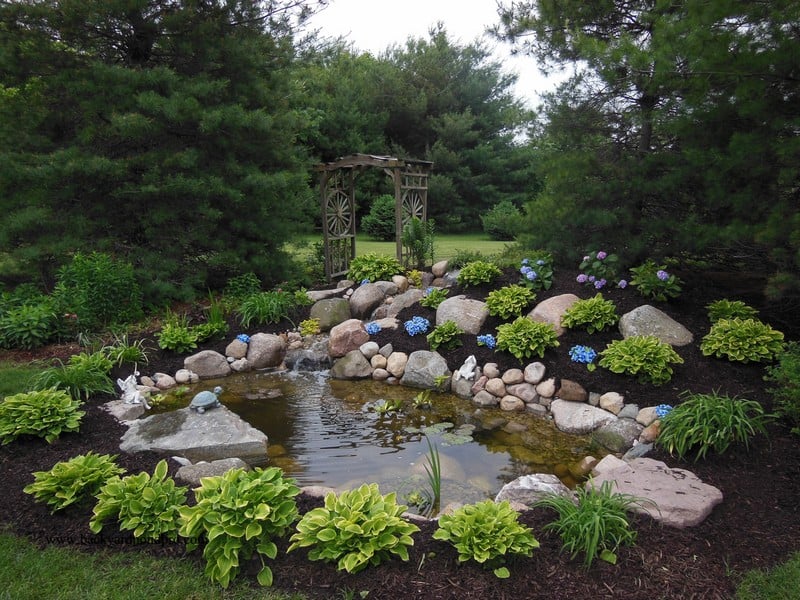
[
  {"x1": 330, "y1": 349, "x2": 374, "y2": 379},
  {"x1": 309, "y1": 297, "x2": 351, "y2": 331},
  {"x1": 550, "y1": 399, "x2": 617, "y2": 435},
  {"x1": 400, "y1": 350, "x2": 451, "y2": 391},
  {"x1": 495, "y1": 474, "x2": 577, "y2": 507},
  {"x1": 175, "y1": 457, "x2": 250, "y2": 486},
  {"x1": 435, "y1": 295, "x2": 488, "y2": 335},
  {"x1": 184, "y1": 350, "x2": 231, "y2": 380},
  {"x1": 592, "y1": 418, "x2": 644, "y2": 453},
  {"x1": 349, "y1": 283, "x2": 386, "y2": 320},
  {"x1": 619, "y1": 305, "x2": 694, "y2": 346},
  {"x1": 246, "y1": 333, "x2": 286, "y2": 369}
]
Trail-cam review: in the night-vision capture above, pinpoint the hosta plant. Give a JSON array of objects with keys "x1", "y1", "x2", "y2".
[
  {"x1": 347, "y1": 253, "x2": 402, "y2": 283},
  {"x1": 433, "y1": 499, "x2": 539, "y2": 578},
  {"x1": 560, "y1": 293, "x2": 619, "y2": 334},
  {"x1": 24, "y1": 452, "x2": 125, "y2": 513},
  {"x1": 496, "y1": 317, "x2": 559, "y2": 361},
  {"x1": 485, "y1": 285, "x2": 535, "y2": 320},
  {"x1": 156, "y1": 313, "x2": 199, "y2": 353},
  {"x1": 90, "y1": 459, "x2": 187, "y2": 541},
  {"x1": 657, "y1": 391, "x2": 772, "y2": 461},
  {"x1": 456, "y1": 260, "x2": 502, "y2": 287},
  {"x1": 598, "y1": 335, "x2": 684, "y2": 385},
  {"x1": 536, "y1": 480, "x2": 647, "y2": 568},
  {"x1": 0, "y1": 388, "x2": 84, "y2": 444},
  {"x1": 706, "y1": 299, "x2": 759, "y2": 323},
  {"x1": 700, "y1": 318, "x2": 784, "y2": 363},
  {"x1": 427, "y1": 320, "x2": 464, "y2": 351},
  {"x1": 419, "y1": 287, "x2": 449, "y2": 309},
  {"x1": 288, "y1": 483, "x2": 419, "y2": 574},
  {"x1": 179, "y1": 467, "x2": 300, "y2": 588}
]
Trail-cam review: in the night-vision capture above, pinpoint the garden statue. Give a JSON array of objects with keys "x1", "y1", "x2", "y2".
[
  {"x1": 454, "y1": 355, "x2": 477, "y2": 381},
  {"x1": 117, "y1": 371, "x2": 150, "y2": 409},
  {"x1": 190, "y1": 386, "x2": 223, "y2": 414}
]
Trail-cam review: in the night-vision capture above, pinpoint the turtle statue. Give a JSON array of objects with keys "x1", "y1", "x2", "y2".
[{"x1": 190, "y1": 386, "x2": 223, "y2": 414}]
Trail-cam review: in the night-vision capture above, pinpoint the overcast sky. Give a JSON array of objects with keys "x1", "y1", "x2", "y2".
[{"x1": 306, "y1": 0, "x2": 566, "y2": 107}]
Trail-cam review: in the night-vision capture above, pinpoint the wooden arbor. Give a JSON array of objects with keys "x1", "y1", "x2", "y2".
[{"x1": 315, "y1": 154, "x2": 433, "y2": 281}]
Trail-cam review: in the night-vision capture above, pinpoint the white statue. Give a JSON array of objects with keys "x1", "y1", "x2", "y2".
[
  {"x1": 117, "y1": 371, "x2": 150, "y2": 410},
  {"x1": 454, "y1": 355, "x2": 477, "y2": 381}
]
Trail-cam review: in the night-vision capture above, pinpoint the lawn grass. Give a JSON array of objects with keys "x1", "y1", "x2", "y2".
[
  {"x1": 0, "y1": 361, "x2": 41, "y2": 399},
  {"x1": 736, "y1": 552, "x2": 800, "y2": 599},
  {"x1": 0, "y1": 530, "x2": 305, "y2": 600}
]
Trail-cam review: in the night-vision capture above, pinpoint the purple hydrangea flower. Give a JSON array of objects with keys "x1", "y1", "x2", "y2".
[
  {"x1": 596, "y1": 251, "x2": 607, "y2": 260},
  {"x1": 657, "y1": 270, "x2": 669, "y2": 281},
  {"x1": 577, "y1": 274, "x2": 588, "y2": 284},
  {"x1": 618, "y1": 279, "x2": 628, "y2": 289},
  {"x1": 588, "y1": 275, "x2": 596, "y2": 283},
  {"x1": 594, "y1": 278, "x2": 607, "y2": 289}
]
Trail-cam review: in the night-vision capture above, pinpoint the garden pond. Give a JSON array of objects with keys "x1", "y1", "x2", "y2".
[{"x1": 153, "y1": 369, "x2": 608, "y2": 509}]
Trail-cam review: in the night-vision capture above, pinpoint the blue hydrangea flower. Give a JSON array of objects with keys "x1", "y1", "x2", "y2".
[
  {"x1": 236, "y1": 333, "x2": 250, "y2": 344},
  {"x1": 477, "y1": 333, "x2": 496, "y2": 349},
  {"x1": 618, "y1": 279, "x2": 628, "y2": 289},
  {"x1": 365, "y1": 321, "x2": 381, "y2": 335},
  {"x1": 536, "y1": 259, "x2": 545, "y2": 266},
  {"x1": 569, "y1": 345, "x2": 597, "y2": 364},
  {"x1": 526, "y1": 270, "x2": 538, "y2": 281},
  {"x1": 657, "y1": 270, "x2": 669, "y2": 281},
  {"x1": 521, "y1": 258, "x2": 530, "y2": 266},
  {"x1": 520, "y1": 265, "x2": 532, "y2": 276},
  {"x1": 360, "y1": 278, "x2": 371, "y2": 286},
  {"x1": 423, "y1": 287, "x2": 435, "y2": 296},
  {"x1": 404, "y1": 316, "x2": 430, "y2": 336},
  {"x1": 655, "y1": 404, "x2": 673, "y2": 418}
]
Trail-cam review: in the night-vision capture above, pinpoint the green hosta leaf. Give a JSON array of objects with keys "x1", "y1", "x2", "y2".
[
  {"x1": 494, "y1": 567, "x2": 511, "y2": 578},
  {"x1": 256, "y1": 566, "x2": 274, "y2": 587},
  {"x1": 600, "y1": 549, "x2": 617, "y2": 564}
]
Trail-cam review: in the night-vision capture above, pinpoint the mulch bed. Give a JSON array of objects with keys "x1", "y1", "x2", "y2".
[{"x1": 1, "y1": 266, "x2": 798, "y2": 599}]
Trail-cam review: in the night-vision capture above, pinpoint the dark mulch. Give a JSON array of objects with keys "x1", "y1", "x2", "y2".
[{"x1": 1, "y1": 266, "x2": 799, "y2": 599}]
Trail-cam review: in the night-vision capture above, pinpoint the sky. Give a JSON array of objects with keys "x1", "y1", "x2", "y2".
[{"x1": 305, "y1": 0, "x2": 566, "y2": 107}]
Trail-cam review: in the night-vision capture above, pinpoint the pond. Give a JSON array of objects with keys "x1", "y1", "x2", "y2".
[{"x1": 155, "y1": 369, "x2": 607, "y2": 510}]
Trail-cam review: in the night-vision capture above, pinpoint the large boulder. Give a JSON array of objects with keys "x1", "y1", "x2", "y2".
[
  {"x1": 184, "y1": 350, "x2": 231, "y2": 379},
  {"x1": 400, "y1": 350, "x2": 451, "y2": 390},
  {"x1": 349, "y1": 283, "x2": 386, "y2": 320},
  {"x1": 309, "y1": 297, "x2": 351, "y2": 331},
  {"x1": 328, "y1": 319, "x2": 370, "y2": 358},
  {"x1": 528, "y1": 294, "x2": 580, "y2": 336},
  {"x1": 495, "y1": 474, "x2": 577, "y2": 507},
  {"x1": 330, "y1": 349, "x2": 374, "y2": 379},
  {"x1": 619, "y1": 305, "x2": 694, "y2": 346},
  {"x1": 384, "y1": 289, "x2": 424, "y2": 317},
  {"x1": 246, "y1": 333, "x2": 286, "y2": 369},
  {"x1": 550, "y1": 399, "x2": 617, "y2": 435},
  {"x1": 435, "y1": 295, "x2": 488, "y2": 335}
]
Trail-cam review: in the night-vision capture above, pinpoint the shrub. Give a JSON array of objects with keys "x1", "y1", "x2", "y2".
[
  {"x1": 700, "y1": 318, "x2": 785, "y2": 363},
  {"x1": 481, "y1": 200, "x2": 523, "y2": 241},
  {"x1": 156, "y1": 312, "x2": 198, "y2": 353},
  {"x1": 361, "y1": 194, "x2": 396, "y2": 241},
  {"x1": 765, "y1": 342, "x2": 800, "y2": 435},
  {"x1": 628, "y1": 260, "x2": 682, "y2": 301},
  {"x1": 32, "y1": 351, "x2": 115, "y2": 401},
  {"x1": 0, "y1": 388, "x2": 84, "y2": 444},
  {"x1": 433, "y1": 499, "x2": 539, "y2": 578},
  {"x1": 24, "y1": 452, "x2": 125, "y2": 513},
  {"x1": 419, "y1": 287, "x2": 449, "y2": 309},
  {"x1": 237, "y1": 291, "x2": 296, "y2": 328},
  {"x1": 347, "y1": 253, "x2": 402, "y2": 283},
  {"x1": 485, "y1": 285, "x2": 536, "y2": 320},
  {"x1": 449, "y1": 249, "x2": 486, "y2": 269},
  {"x1": 401, "y1": 217, "x2": 435, "y2": 270},
  {"x1": 561, "y1": 293, "x2": 619, "y2": 334},
  {"x1": 657, "y1": 391, "x2": 772, "y2": 461},
  {"x1": 0, "y1": 300, "x2": 61, "y2": 350},
  {"x1": 427, "y1": 320, "x2": 464, "y2": 351},
  {"x1": 222, "y1": 272, "x2": 262, "y2": 307},
  {"x1": 288, "y1": 483, "x2": 419, "y2": 574},
  {"x1": 457, "y1": 260, "x2": 502, "y2": 287},
  {"x1": 577, "y1": 250, "x2": 620, "y2": 290},
  {"x1": 598, "y1": 335, "x2": 684, "y2": 385},
  {"x1": 179, "y1": 466, "x2": 300, "y2": 588},
  {"x1": 90, "y1": 459, "x2": 186, "y2": 541},
  {"x1": 706, "y1": 299, "x2": 759, "y2": 323},
  {"x1": 518, "y1": 256, "x2": 554, "y2": 291},
  {"x1": 496, "y1": 317, "x2": 559, "y2": 361},
  {"x1": 536, "y1": 480, "x2": 646, "y2": 568},
  {"x1": 52, "y1": 251, "x2": 143, "y2": 331}
]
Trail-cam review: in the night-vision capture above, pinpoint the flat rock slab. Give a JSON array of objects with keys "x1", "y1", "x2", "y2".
[
  {"x1": 591, "y1": 455, "x2": 723, "y2": 528},
  {"x1": 119, "y1": 406, "x2": 268, "y2": 465},
  {"x1": 550, "y1": 399, "x2": 617, "y2": 435}
]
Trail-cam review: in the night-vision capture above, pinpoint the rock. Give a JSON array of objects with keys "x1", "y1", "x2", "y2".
[
  {"x1": 535, "y1": 377, "x2": 557, "y2": 398},
  {"x1": 175, "y1": 457, "x2": 250, "y2": 486},
  {"x1": 435, "y1": 295, "x2": 488, "y2": 335},
  {"x1": 224, "y1": 339, "x2": 248, "y2": 360},
  {"x1": 103, "y1": 399, "x2": 146, "y2": 422},
  {"x1": 370, "y1": 354, "x2": 387, "y2": 369},
  {"x1": 619, "y1": 305, "x2": 694, "y2": 346},
  {"x1": 230, "y1": 358, "x2": 250, "y2": 372},
  {"x1": 373, "y1": 280, "x2": 398, "y2": 296},
  {"x1": 569, "y1": 456, "x2": 599, "y2": 479},
  {"x1": 391, "y1": 275, "x2": 409, "y2": 293},
  {"x1": 432, "y1": 260, "x2": 449, "y2": 277},
  {"x1": 245, "y1": 333, "x2": 286, "y2": 369},
  {"x1": 592, "y1": 418, "x2": 644, "y2": 453},
  {"x1": 618, "y1": 403, "x2": 640, "y2": 420},
  {"x1": 328, "y1": 319, "x2": 370, "y2": 358},
  {"x1": 506, "y1": 382, "x2": 538, "y2": 403},
  {"x1": 184, "y1": 350, "x2": 232, "y2": 379},
  {"x1": 384, "y1": 289, "x2": 423, "y2": 317},
  {"x1": 590, "y1": 456, "x2": 724, "y2": 528},
  {"x1": 372, "y1": 368, "x2": 390, "y2": 381},
  {"x1": 349, "y1": 283, "x2": 386, "y2": 320},
  {"x1": 120, "y1": 406, "x2": 268, "y2": 465},
  {"x1": 483, "y1": 363, "x2": 500, "y2": 379},
  {"x1": 300, "y1": 485, "x2": 338, "y2": 498},
  {"x1": 400, "y1": 350, "x2": 451, "y2": 390},
  {"x1": 623, "y1": 442, "x2": 653, "y2": 460},
  {"x1": 485, "y1": 377, "x2": 506, "y2": 397},
  {"x1": 495, "y1": 474, "x2": 577, "y2": 507},
  {"x1": 557, "y1": 379, "x2": 588, "y2": 402},
  {"x1": 330, "y1": 350, "x2": 373, "y2": 379},
  {"x1": 386, "y1": 352, "x2": 408, "y2": 378},
  {"x1": 471, "y1": 375, "x2": 487, "y2": 395},
  {"x1": 501, "y1": 368, "x2": 524, "y2": 385},
  {"x1": 528, "y1": 293, "x2": 580, "y2": 336},
  {"x1": 636, "y1": 406, "x2": 659, "y2": 426},
  {"x1": 500, "y1": 395, "x2": 525, "y2": 411},
  {"x1": 599, "y1": 391, "x2": 625, "y2": 414},
  {"x1": 473, "y1": 390, "x2": 499, "y2": 407},
  {"x1": 359, "y1": 341, "x2": 380, "y2": 359},
  {"x1": 639, "y1": 420, "x2": 661, "y2": 443},
  {"x1": 309, "y1": 297, "x2": 351, "y2": 331},
  {"x1": 153, "y1": 372, "x2": 177, "y2": 390},
  {"x1": 524, "y1": 362, "x2": 546, "y2": 384},
  {"x1": 451, "y1": 375, "x2": 474, "y2": 399},
  {"x1": 550, "y1": 399, "x2": 618, "y2": 435},
  {"x1": 174, "y1": 368, "x2": 197, "y2": 384}
]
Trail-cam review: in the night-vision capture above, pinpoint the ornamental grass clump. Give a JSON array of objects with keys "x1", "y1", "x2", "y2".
[
  {"x1": 288, "y1": 483, "x2": 419, "y2": 574},
  {"x1": 496, "y1": 317, "x2": 559, "y2": 361},
  {"x1": 598, "y1": 335, "x2": 684, "y2": 385},
  {"x1": 30, "y1": 350, "x2": 115, "y2": 401},
  {"x1": 90, "y1": 459, "x2": 187, "y2": 542},
  {"x1": 536, "y1": 480, "x2": 648, "y2": 568},
  {"x1": 427, "y1": 320, "x2": 464, "y2": 351},
  {"x1": 237, "y1": 290, "x2": 297, "y2": 328},
  {"x1": 561, "y1": 293, "x2": 619, "y2": 333},
  {"x1": 24, "y1": 452, "x2": 125, "y2": 513},
  {"x1": 456, "y1": 260, "x2": 502, "y2": 287},
  {"x1": 700, "y1": 317, "x2": 784, "y2": 363},
  {"x1": 0, "y1": 388, "x2": 84, "y2": 444},
  {"x1": 433, "y1": 499, "x2": 539, "y2": 578},
  {"x1": 485, "y1": 284, "x2": 536, "y2": 320},
  {"x1": 657, "y1": 390, "x2": 772, "y2": 461},
  {"x1": 179, "y1": 466, "x2": 300, "y2": 588}
]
